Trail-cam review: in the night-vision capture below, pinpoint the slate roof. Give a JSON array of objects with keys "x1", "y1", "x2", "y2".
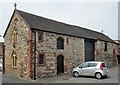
[{"x1": 4, "y1": 9, "x2": 115, "y2": 43}]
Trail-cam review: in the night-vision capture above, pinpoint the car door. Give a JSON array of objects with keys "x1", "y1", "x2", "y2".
[
  {"x1": 78, "y1": 62, "x2": 90, "y2": 76},
  {"x1": 88, "y1": 63, "x2": 98, "y2": 76}
]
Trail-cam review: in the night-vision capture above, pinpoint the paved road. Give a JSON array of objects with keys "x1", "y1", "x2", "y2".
[
  {"x1": 1, "y1": 65, "x2": 119, "y2": 83},
  {"x1": 55, "y1": 66, "x2": 118, "y2": 83},
  {"x1": 2, "y1": 73, "x2": 36, "y2": 83}
]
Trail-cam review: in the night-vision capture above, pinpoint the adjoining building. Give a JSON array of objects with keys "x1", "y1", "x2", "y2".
[
  {"x1": 115, "y1": 40, "x2": 120, "y2": 64},
  {"x1": 0, "y1": 42, "x2": 3, "y2": 71},
  {"x1": 3, "y1": 9, "x2": 118, "y2": 79}
]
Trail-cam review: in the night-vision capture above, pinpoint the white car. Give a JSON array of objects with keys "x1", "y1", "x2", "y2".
[{"x1": 72, "y1": 61, "x2": 108, "y2": 79}]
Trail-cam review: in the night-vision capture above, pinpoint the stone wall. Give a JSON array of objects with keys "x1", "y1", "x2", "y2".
[
  {"x1": 34, "y1": 32, "x2": 85, "y2": 78},
  {"x1": 95, "y1": 41, "x2": 118, "y2": 67},
  {"x1": 34, "y1": 31, "x2": 118, "y2": 78},
  {"x1": 4, "y1": 12, "x2": 30, "y2": 79}
]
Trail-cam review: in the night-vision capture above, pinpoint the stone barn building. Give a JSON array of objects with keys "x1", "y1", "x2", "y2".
[{"x1": 3, "y1": 9, "x2": 118, "y2": 79}]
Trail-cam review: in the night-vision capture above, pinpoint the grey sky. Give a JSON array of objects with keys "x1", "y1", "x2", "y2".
[{"x1": 0, "y1": 1, "x2": 119, "y2": 42}]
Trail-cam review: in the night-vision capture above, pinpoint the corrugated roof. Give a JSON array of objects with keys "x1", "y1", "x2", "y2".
[{"x1": 8, "y1": 9, "x2": 115, "y2": 43}]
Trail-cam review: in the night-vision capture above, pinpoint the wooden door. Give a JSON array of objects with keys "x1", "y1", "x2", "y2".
[{"x1": 57, "y1": 55, "x2": 64, "y2": 74}]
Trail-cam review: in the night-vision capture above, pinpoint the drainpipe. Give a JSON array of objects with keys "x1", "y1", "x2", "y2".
[
  {"x1": 33, "y1": 30, "x2": 36, "y2": 80},
  {"x1": 2, "y1": 43, "x2": 5, "y2": 74}
]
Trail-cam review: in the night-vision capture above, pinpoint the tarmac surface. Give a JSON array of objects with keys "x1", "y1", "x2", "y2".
[{"x1": 1, "y1": 65, "x2": 119, "y2": 84}]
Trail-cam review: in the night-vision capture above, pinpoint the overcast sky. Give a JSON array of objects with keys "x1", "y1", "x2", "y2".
[{"x1": 0, "y1": 0, "x2": 119, "y2": 42}]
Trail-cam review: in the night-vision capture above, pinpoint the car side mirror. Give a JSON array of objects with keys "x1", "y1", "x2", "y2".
[{"x1": 79, "y1": 66, "x2": 82, "y2": 69}]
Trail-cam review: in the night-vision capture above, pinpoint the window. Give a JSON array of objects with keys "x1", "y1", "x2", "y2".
[
  {"x1": 66, "y1": 38, "x2": 69, "y2": 45},
  {"x1": 11, "y1": 50, "x2": 17, "y2": 68},
  {"x1": 12, "y1": 18, "x2": 18, "y2": 47},
  {"x1": 38, "y1": 31, "x2": 43, "y2": 42},
  {"x1": 104, "y1": 42, "x2": 107, "y2": 51},
  {"x1": 89, "y1": 63, "x2": 97, "y2": 67},
  {"x1": 80, "y1": 63, "x2": 89, "y2": 68},
  {"x1": 12, "y1": 27, "x2": 18, "y2": 48},
  {"x1": 113, "y1": 49, "x2": 115, "y2": 55},
  {"x1": 39, "y1": 54, "x2": 44, "y2": 64},
  {"x1": 57, "y1": 37, "x2": 64, "y2": 49}
]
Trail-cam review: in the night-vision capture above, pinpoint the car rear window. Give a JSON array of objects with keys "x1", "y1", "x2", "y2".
[{"x1": 102, "y1": 63, "x2": 106, "y2": 67}]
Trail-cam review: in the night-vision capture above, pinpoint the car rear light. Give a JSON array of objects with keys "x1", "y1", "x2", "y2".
[{"x1": 100, "y1": 63, "x2": 103, "y2": 70}]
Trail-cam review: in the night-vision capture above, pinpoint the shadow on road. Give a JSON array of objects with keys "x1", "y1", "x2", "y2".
[{"x1": 75, "y1": 75, "x2": 111, "y2": 80}]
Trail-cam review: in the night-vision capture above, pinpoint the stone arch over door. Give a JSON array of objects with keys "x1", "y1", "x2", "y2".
[{"x1": 57, "y1": 55, "x2": 64, "y2": 74}]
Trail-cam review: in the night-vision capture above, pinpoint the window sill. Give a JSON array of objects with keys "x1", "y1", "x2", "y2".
[
  {"x1": 57, "y1": 49, "x2": 64, "y2": 50},
  {"x1": 37, "y1": 64, "x2": 45, "y2": 67},
  {"x1": 12, "y1": 66, "x2": 17, "y2": 69}
]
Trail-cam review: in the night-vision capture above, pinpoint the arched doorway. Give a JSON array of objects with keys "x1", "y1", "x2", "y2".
[{"x1": 57, "y1": 55, "x2": 64, "y2": 74}]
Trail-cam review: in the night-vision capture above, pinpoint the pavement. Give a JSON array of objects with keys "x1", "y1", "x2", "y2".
[
  {"x1": 1, "y1": 65, "x2": 119, "y2": 83},
  {"x1": 0, "y1": 71, "x2": 1, "y2": 85}
]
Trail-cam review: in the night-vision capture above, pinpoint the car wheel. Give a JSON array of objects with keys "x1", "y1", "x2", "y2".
[
  {"x1": 73, "y1": 71, "x2": 79, "y2": 77},
  {"x1": 95, "y1": 73, "x2": 102, "y2": 79}
]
